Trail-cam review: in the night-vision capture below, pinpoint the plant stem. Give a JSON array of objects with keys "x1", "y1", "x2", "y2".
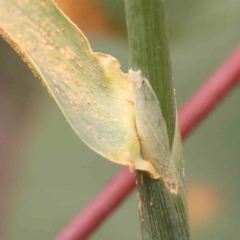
[
  {"x1": 125, "y1": 0, "x2": 175, "y2": 146},
  {"x1": 125, "y1": 0, "x2": 190, "y2": 239}
]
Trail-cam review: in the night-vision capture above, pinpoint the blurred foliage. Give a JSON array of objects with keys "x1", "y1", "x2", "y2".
[
  {"x1": 0, "y1": 0, "x2": 240, "y2": 240},
  {"x1": 93, "y1": 0, "x2": 127, "y2": 34},
  {"x1": 55, "y1": 0, "x2": 112, "y2": 34}
]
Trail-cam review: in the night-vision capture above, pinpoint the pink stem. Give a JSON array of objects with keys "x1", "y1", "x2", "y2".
[
  {"x1": 55, "y1": 45, "x2": 240, "y2": 240},
  {"x1": 180, "y1": 45, "x2": 240, "y2": 138}
]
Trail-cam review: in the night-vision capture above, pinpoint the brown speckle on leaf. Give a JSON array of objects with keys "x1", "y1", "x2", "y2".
[
  {"x1": 50, "y1": 51, "x2": 55, "y2": 58},
  {"x1": 86, "y1": 126, "x2": 93, "y2": 131},
  {"x1": 74, "y1": 107, "x2": 81, "y2": 114},
  {"x1": 97, "y1": 81, "x2": 106, "y2": 88}
]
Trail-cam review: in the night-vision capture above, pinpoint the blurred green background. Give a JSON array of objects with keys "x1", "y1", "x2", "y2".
[{"x1": 0, "y1": 0, "x2": 240, "y2": 239}]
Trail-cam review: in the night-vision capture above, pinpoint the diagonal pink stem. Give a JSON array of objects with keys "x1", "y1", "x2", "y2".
[
  {"x1": 55, "y1": 45, "x2": 240, "y2": 240},
  {"x1": 180, "y1": 45, "x2": 240, "y2": 138}
]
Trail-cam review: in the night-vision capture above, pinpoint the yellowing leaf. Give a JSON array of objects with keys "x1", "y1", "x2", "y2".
[
  {"x1": 0, "y1": 0, "x2": 182, "y2": 192},
  {"x1": 0, "y1": 0, "x2": 158, "y2": 176}
]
